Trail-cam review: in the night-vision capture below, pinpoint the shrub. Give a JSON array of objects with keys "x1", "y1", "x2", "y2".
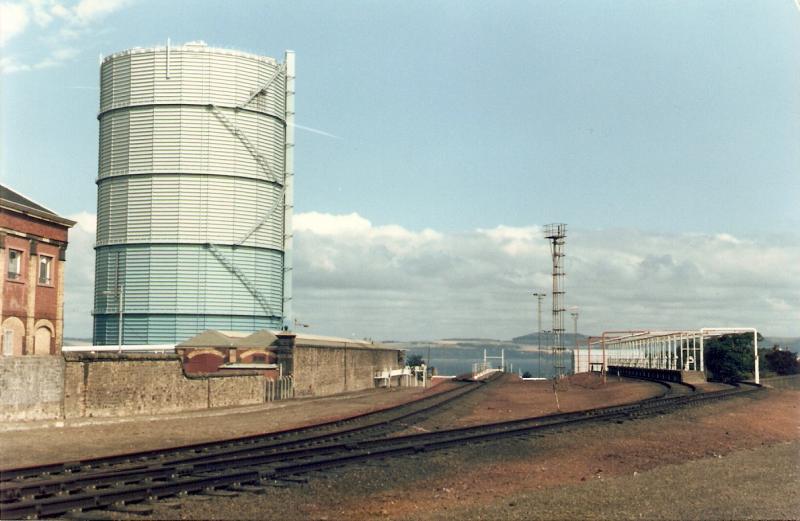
[
  {"x1": 405, "y1": 353, "x2": 424, "y2": 367},
  {"x1": 764, "y1": 347, "x2": 800, "y2": 375},
  {"x1": 704, "y1": 333, "x2": 757, "y2": 383}
]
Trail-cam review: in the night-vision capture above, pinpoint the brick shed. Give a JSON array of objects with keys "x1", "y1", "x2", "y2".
[{"x1": 176, "y1": 329, "x2": 406, "y2": 396}]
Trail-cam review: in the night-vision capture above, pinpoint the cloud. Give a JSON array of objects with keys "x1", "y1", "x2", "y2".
[
  {"x1": 0, "y1": 55, "x2": 30, "y2": 73},
  {"x1": 62, "y1": 211, "x2": 96, "y2": 340},
  {"x1": 0, "y1": 45, "x2": 78, "y2": 73},
  {"x1": 291, "y1": 215, "x2": 800, "y2": 340},
  {"x1": 1, "y1": 0, "x2": 131, "y2": 72},
  {"x1": 0, "y1": 2, "x2": 30, "y2": 46},
  {"x1": 61, "y1": 211, "x2": 800, "y2": 341},
  {"x1": 71, "y1": 0, "x2": 128, "y2": 24},
  {"x1": 28, "y1": 0, "x2": 55, "y2": 26}
]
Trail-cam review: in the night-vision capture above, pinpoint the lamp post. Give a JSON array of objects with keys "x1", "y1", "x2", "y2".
[
  {"x1": 427, "y1": 343, "x2": 432, "y2": 387},
  {"x1": 570, "y1": 308, "x2": 579, "y2": 373},
  {"x1": 532, "y1": 292, "x2": 546, "y2": 378},
  {"x1": 102, "y1": 284, "x2": 124, "y2": 353}
]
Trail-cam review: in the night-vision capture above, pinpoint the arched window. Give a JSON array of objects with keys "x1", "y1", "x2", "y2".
[
  {"x1": 1, "y1": 317, "x2": 25, "y2": 356},
  {"x1": 34, "y1": 326, "x2": 53, "y2": 355}
]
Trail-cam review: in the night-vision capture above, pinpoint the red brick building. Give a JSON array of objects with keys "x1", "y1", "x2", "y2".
[{"x1": 1, "y1": 185, "x2": 75, "y2": 356}]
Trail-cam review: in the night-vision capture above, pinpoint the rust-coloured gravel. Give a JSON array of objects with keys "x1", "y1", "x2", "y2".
[{"x1": 142, "y1": 386, "x2": 797, "y2": 521}]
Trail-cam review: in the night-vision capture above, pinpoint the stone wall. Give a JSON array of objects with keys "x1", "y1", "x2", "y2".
[
  {"x1": 63, "y1": 353, "x2": 266, "y2": 419},
  {"x1": 1, "y1": 344, "x2": 405, "y2": 422},
  {"x1": 0, "y1": 356, "x2": 64, "y2": 421},
  {"x1": 208, "y1": 374, "x2": 266, "y2": 408},
  {"x1": 293, "y1": 345, "x2": 401, "y2": 397}
]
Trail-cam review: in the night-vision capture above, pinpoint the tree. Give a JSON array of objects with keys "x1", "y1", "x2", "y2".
[
  {"x1": 704, "y1": 333, "x2": 759, "y2": 383},
  {"x1": 405, "y1": 353, "x2": 424, "y2": 367},
  {"x1": 764, "y1": 347, "x2": 800, "y2": 375}
]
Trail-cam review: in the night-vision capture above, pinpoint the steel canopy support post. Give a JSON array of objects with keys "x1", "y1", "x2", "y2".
[
  {"x1": 700, "y1": 332, "x2": 705, "y2": 373},
  {"x1": 586, "y1": 338, "x2": 592, "y2": 372},
  {"x1": 672, "y1": 335, "x2": 677, "y2": 370},
  {"x1": 680, "y1": 333, "x2": 685, "y2": 370},
  {"x1": 601, "y1": 336, "x2": 606, "y2": 383}
]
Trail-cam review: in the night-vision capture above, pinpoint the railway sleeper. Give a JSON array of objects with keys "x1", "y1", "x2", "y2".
[
  {"x1": 107, "y1": 501, "x2": 154, "y2": 514},
  {"x1": 261, "y1": 477, "x2": 306, "y2": 488},
  {"x1": 200, "y1": 487, "x2": 238, "y2": 497},
  {"x1": 149, "y1": 496, "x2": 183, "y2": 508},
  {"x1": 63, "y1": 508, "x2": 118, "y2": 520},
  {"x1": 227, "y1": 483, "x2": 269, "y2": 494}
]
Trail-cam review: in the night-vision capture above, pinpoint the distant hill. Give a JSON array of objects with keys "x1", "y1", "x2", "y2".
[
  {"x1": 63, "y1": 337, "x2": 93, "y2": 346},
  {"x1": 762, "y1": 337, "x2": 800, "y2": 352},
  {"x1": 512, "y1": 332, "x2": 589, "y2": 345},
  {"x1": 440, "y1": 338, "x2": 501, "y2": 342},
  {"x1": 387, "y1": 339, "x2": 518, "y2": 350}
]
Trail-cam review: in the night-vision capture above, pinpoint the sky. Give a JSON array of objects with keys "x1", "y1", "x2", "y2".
[{"x1": 1, "y1": 0, "x2": 798, "y2": 341}]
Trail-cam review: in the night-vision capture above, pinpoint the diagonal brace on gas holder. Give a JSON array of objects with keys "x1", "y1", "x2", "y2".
[
  {"x1": 208, "y1": 105, "x2": 281, "y2": 184},
  {"x1": 205, "y1": 243, "x2": 277, "y2": 317},
  {"x1": 236, "y1": 185, "x2": 287, "y2": 246},
  {"x1": 238, "y1": 64, "x2": 286, "y2": 110}
]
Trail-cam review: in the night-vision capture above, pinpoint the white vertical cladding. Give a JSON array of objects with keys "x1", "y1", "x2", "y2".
[
  {"x1": 282, "y1": 50, "x2": 295, "y2": 330},
  {"x1": 93, "y1": 43, "x2": 290, "y2": 345}
]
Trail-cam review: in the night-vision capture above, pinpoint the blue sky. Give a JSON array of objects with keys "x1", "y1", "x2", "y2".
[{"x1": 1, "y1": 1, "x2": 799, "y2": 340}]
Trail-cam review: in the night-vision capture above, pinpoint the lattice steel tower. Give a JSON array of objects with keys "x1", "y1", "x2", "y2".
[{"x1": 543, "y1": 223, "x2": 567, "y2": 378}]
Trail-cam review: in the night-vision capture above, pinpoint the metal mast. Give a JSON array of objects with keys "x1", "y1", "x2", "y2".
[{"x1": 543, "y1": 223, "x2": 567, "y2": 378}]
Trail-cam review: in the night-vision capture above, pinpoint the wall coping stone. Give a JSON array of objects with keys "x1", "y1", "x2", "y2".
[
  {"x1": 295, "y1": 342, "x2": 403, "y2": 352},
  {"x1": 62, "y1": 352, "x2": 267, "y2": 379},
  {"x1": 64, "y1": 352, "x2": 180, "y2": 362}
]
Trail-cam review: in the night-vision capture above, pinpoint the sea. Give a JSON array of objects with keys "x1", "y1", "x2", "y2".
[{"x1": 403, "y1": 346, "x2": 574, "y2": 378}]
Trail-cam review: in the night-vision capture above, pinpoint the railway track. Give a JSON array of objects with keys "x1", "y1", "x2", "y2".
[
  {"x1": 0, "y1": 377, "x2": 760, "y2": 519},
  {"x1": 1, "y1": 376, "x2": 490, "y2": 484}
]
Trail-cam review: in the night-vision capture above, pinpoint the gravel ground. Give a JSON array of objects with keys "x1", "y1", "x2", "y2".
[
  {"x1": 416, "y1": 440, "x2": 800, "y2": 520},
  {"x1": 394, "y1": 374, "x2": 665, "y2": 436},
  {"x1": 126, "y1": 381, "x2": 798, "y2": 520}
]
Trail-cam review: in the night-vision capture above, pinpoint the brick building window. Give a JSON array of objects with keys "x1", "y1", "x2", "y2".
[
  {"x1": 2, "y1": 330, "x2": 12, "y2": 356},
  {"x1": 7, "y1": 249, "x2": 22, "y2": 280},
  {"x1": 38, "y1": 256, "x2": 53, "y2": 285}
]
